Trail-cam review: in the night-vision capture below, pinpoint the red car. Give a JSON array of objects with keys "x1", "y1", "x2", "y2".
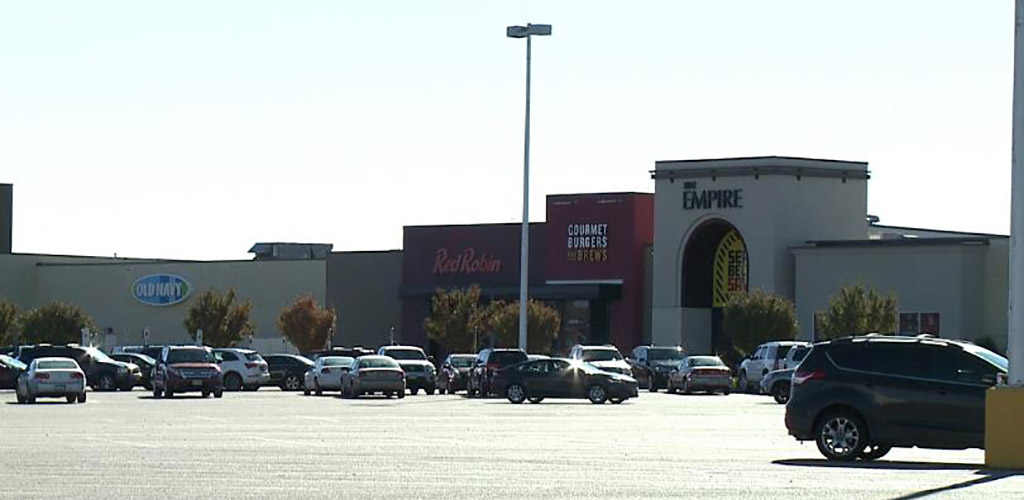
[{"x1": 151, "y1": 346, "x2": 224, "y2": 398}]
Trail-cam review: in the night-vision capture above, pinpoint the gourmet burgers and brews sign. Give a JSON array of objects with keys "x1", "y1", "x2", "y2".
[{"x1": 567, "y1": 222, "x2": 609, "y2": 263}]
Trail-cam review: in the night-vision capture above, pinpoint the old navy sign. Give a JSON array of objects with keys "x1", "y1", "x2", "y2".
[
  {"x1": 132, "y1": 274, "x2": 191, "y2": 306},
  {"x1": 682, "y1": 181, "x2": 743, "y2": 210}
]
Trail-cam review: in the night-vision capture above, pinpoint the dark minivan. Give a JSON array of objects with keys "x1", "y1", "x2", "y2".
[
  {"x1": 786, "y1": 335, "x2": 1007, "y2": 461},
  {"x1": 468, "y1": 348, "x2": 528, "y2": 397}
]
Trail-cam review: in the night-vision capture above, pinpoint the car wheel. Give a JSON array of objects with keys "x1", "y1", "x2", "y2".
[
  {"x1": 283, "y1": 375, "x2": 302, "y2": 391},
  {"x1": 859, "y1": 444, "x2": 892, "y2": 461},
  {"x1": 426, "y1": 386, "x2": 435, "y2": 395},
  {"x1": 682, "y1": 379, "x2": 691, "y2": 395},
  {"x1": 410, "y1": 387, "x2": 419, "y2": 396},
  {"x1": 119, "y1": 383, "x2": 134, "y2": 392},
  {"x1": 666, "y1": 379, "x2": 676, "y2": 394},
  {"x1": 528, "y1": 397, "x2": 544, "y2": 404},
  {"x1": 397, "y1": 389, "x2": 405, "y2": 399},
  {"x1": 610, "y1": 398, "x2": 624, "y2": 404},
  {"x1": 303, "y1": 383, "x2": 311, "y2": 396},
  {"x1": 77, "y1": 392, "x2": 86, "y2": 403},
  {"x1": 26, "y1": 395, "x2": 35, "y2": 404},
  {"x1": 224, "y1": 373, "x2": 243, "y2": 392},
  {"x1": 15, "y1": 391, "x2": 26, "y2": 404},
  {"x1": 315, "y1": 379, "x2": 322, "y2": 396},
  {"x1": 815, "y1": 411, "x2": 868, "y2": 461},
  {"x1": 588, "y1": 384, "x2": 608, "y2": 404},
  {"x1": 66, "y1": 395, "x2": 76, "y2": 404},
  {"x1": 202, "y1": 390, "x2": 210, "y2": 398},
  {"x1": 723, "y1": 388, "x2": 731, "y2": 396},
  {"x1": 153, "y1": 386, "x2": 163, "y2": 399},
  {"x1": 739, "y1": 370, "x2": 749, "y2": 392},
  {"x1": 99, "y1": 374, "x2": 116, "y2": 392},
  {"x1": 772, "y1": 382, "x2": 791, "y2": 405},
  {"x1": 506, "y1": 383, "x2": 526, "y2": 404},
  {"x1": 384, "y1": 391, "x2": 393, "y2": 398},
  {"x1": 164, "y1": 389, "x2": 174, "y2": 398},
  {"x1": 648, "y1": 378, "x2": 658, "y2": 392},
  {"x1": 213, "y1": 390, "x2": 223, "y2": 398}
]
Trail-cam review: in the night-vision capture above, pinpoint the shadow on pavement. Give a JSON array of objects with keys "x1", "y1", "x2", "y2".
[
  {"x1": 136, "y1": 395, "x2": 213, "y2": 400},
  {"x1": 887, "y1": 470, "x2": 1022, "y2": 500},
  {"x1": 773, "y1": 458, "x2": 983, "y2": 471}
]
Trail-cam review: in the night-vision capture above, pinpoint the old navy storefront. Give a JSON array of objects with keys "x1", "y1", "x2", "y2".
[{"x1": 400, "y1": 193, "x2": 653, "y2": 353}]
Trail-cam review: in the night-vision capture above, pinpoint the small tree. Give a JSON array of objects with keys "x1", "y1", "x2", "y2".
[
  {"x1": 0, "y1": 300, "x2": 17, "y2": 346},
  {"x1": 19, "y1": 301, "x2": 97, "y2": 345},
  {"x1": 817, "y1": 284, "x2": 898, "y2": 340},
  {"x1": 183, "y1": 288, "x2": 255, "y2": 347},
  {"x1": 423, "y1": 285, "x2": 488, "y2": 352},
  {"x1": 723, "y1": 289, "x2": 799, "y2": 358},
  {"x1": 277, "y1": 295, "x2": 336, "y2": 353},
  {"x1": 482, "y1": 299, "x2": 561, "y2": 354}
]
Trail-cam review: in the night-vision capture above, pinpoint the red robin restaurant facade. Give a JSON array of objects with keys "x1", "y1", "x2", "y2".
[{"x1": 399, "y1": 192, "x2": 654, "y2": 353}]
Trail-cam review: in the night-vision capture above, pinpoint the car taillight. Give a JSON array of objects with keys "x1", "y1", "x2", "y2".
[
  {"x1": 246, "y1": 363, "x2": 260, "y2": 369},
  {"x1": 792, "y1": 370, "x2": 826, "y2": 385},
  {"x1": 70, "y1": 372, "x2": 84, "y2": 379},
  {"x1": 321, "y1": 368, "x2": 331, "y2": 374},
  {"x1": 397, "y1": 372, "x2": 404, "y2": 379},
  {"x1": 34, "y1": 373, "x2": 50, "y2": 380}
]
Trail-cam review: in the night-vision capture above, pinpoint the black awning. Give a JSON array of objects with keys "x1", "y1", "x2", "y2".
[{"x1": 400, "y1": 283, "x2": 621, "y2": 301}]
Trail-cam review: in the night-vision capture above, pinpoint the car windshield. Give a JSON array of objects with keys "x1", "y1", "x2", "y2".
[
  {"x1": 244, "y1": 352, "x2": 264, "y2": 362},
  {"x1": 964, "y1": 345, "x2": 1009, "y2": 372},
  {"x1": 38, "y1": 360, "x2": 78, "y2": 370},
  {"x1": 649, "y1": 348, "x2": 684, "y2": 361},
  {"x1": 581, "y1": 349, "x2": 622, "y2": 362},
  {"x1": 450, "y1": 356, "x2": 474, "y2": 368},
  {"x1": 167, "y1": 349, "x2": 215, "y2": 364},
  {"x1": 361, "y1": 358, "x2": 399, "y2": 369},
  {"x1": 688, "y1": 357, "x2": 724, "y2": 367},
  {"x1": 85, "y1": 347, "x2": 115, "y2": 363},
  {"x1": 383, "y1": 349, "x2": 426, "y2": 360},
  {"x1": 323, "y1": 357, "x2": 354, "y2": 366},
  {"x1": 1, "y1": 355, "x2": 26, "y2": 370}
]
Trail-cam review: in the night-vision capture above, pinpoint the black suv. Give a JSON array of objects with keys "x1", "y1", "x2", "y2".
[
  {"x1": 786, "y1": 335, "x2": 1007, "y2": 461},
  {"x1": 627, "y1": 345, "x2": 686, "y2": 392},
  {"x1": 263, "y1": 354, "x2": 314, "y2": 391},
  {"x1": 16, "y1": 344, "x2": 138, "y2": 391},
  {"x1": 468, "y1": 348, "x2": 528, "y2": 397}
]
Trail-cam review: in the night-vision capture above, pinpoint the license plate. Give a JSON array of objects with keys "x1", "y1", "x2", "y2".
[
  {"x1": 53, "y1": 384, "x2": 66, "y2": 391},
  {"x1": 191, "y1": 380, "x2": 203, "y2": 387}
]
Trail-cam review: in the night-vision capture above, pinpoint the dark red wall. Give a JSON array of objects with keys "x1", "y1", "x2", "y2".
[{"x1": 545, "y1": 193, "x2": 654, "y2": 351}]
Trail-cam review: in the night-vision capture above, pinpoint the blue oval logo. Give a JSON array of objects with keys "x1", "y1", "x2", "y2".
[{"x1": 132, "y1": 274, "x2": 191, "y2": 307}]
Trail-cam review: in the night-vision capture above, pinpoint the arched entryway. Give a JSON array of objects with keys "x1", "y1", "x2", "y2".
[{"x1": 680, "y1": 219, "x2": 749, "y2": 356}]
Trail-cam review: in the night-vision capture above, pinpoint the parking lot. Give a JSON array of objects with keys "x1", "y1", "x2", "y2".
[{"x1": 0, "y1": 389, "x2": 1020, "y2": 500}]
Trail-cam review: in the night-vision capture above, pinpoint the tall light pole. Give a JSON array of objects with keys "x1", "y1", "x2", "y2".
[
  {"x1": 507, "y1": 23, "x2": 552, "y2": 351},
  {"x1": 1010, "y1": 0, "x2": 1024, "y2": 387}
]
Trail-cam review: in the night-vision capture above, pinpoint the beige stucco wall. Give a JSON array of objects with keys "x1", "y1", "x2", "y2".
[{"x1": 1, "y1": 255, "x2": 325, "y2": 350}]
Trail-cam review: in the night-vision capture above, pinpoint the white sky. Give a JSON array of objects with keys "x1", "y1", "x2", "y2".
[{"x1": 0, "y1": 1, "x2": 1014, "y2": 260}]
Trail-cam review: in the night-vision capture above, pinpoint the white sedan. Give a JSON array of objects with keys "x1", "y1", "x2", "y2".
[
  {"x1": 303, "y1": 356, "x2": 354, "y2": 396},
  {"x1": 17, "y1": 357, "x2": 87, "y2": 404}
]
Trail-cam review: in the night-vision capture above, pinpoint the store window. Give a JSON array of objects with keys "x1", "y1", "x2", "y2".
[{"x1": 899, "y1": 312, "x2": 940, "y2": 335}]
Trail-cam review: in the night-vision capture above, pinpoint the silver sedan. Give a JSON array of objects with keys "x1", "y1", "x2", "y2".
[
  {"x1": 341, "y1": 356, "x2": 405, "y2": 399},
  {"x1": 17, "y1": 357, "x2": 87, "y2": 404},
  {"x1": 303, "y1": 356, "x2": 353, "y2": 396}
]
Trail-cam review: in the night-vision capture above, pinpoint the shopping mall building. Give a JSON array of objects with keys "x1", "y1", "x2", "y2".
[{"x1": 0, "y1": 156, "x2": 1010, "y2": 356}]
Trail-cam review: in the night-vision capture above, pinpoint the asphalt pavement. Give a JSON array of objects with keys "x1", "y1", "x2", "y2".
[{"x1": 0, "y1": 389, "x2": 1021, "y2": 500}]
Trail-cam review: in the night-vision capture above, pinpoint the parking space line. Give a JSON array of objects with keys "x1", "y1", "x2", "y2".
[{"x1": 84, "y1": 436, "x2": 159, "y2": 449}]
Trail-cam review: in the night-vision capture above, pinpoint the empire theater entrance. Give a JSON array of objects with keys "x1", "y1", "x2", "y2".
[{"x1": 680, "y1": 219, "x2": 749, "y2": 356}]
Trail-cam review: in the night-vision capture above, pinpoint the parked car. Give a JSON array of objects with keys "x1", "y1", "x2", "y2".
[
  {"x1": 110, "y1": 352, "x2": 157, "y2": 390},
  {"x1": 151, "y1": 345, "x2": 223, "y2": 398},
  {"x1": 785, "y1": 335, "x2": 1007, "y2": 461},
  {"x1": 782, "y1": 344, "x2": 811, "y2": 370},
  {"x1": 438, "y1": 354, "x2": 476, "y2": 394},
  {"x1": 493, "y1": 358, "x2": 639, "y2": 405},
  {"x1": 16, "y1": 344, "x2": 139, "y2": 391},
  {"x1": 303, "y1": 356, "x2": 354, "y2": 396},
  {"x1": 761, "y1": 368, "x2": 795, "y2": 404},
  {"x1": 0, "y1": 354, "x2": 27, "y2": 390},
  {"x1": 666, "y1": 356, "x2": 732, "y2": 395},
  {"x1": 627, "y1": 345, "x2": 686, "y2": 392},
  {"x1": 467, "y1": 348, "x2": 528, "y2": 397},
  {"x1": 16, "y1": 357, "x2": 87, "y2": 404},
  {"x1": 527, "y1": 354, "x2": 550, "y2": 361},
  {"x1": 263, "y1": 354, "x2": 314, "y2": 391},
  {"x1": 213, "y1": 348, "x2": 270, "y2": 391},
  {"x1": 303, "y1": 347, "x2": 374, "y2": 362},
  {"x1": 568, "y1": 344, "x2": 631, "y2": 376},
  {"x1": 340, "y1": 355, "x2": 406, "y2": 399},
  {"x1": 738, "y1": 341, "x2": 810, "y2": 393},
  {"x1": 377, "y1": 345, "x2": 436, "y2": 395}
]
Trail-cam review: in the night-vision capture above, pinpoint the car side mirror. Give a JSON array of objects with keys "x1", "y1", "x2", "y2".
[{"x1": 428, "y1": 356, "x2": 436, "y2": 363}]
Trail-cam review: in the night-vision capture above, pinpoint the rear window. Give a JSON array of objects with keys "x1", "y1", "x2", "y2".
[
  {"x1": 38, "y1": 360, "x2": 78, "y2": 370},
  {"x1": 383, "y1": 348, "x2": 426, "y2": 361},
  {"x1": 361, "y1": 358, "x2": 399, "y2": 369},
  {"x1": 490, "y1": 351, "x2": 527, "y2": 365},
  {"x1": 323, "y1": 357, "x2": 354, "y2": 367},
  {"x1": 790, "y1": 346, "x2": 809, "y2": 362},
  {"x1": 245, "y1": 353, "x2": 264, "y2": 362},
  {"x1": 688, "y1": 357, "x2": 724, "y2": 367}
]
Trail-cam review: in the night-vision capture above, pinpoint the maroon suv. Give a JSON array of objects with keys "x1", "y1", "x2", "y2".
[{"x1": 152, "y1": 346, "x2": 224, "y2": 398}]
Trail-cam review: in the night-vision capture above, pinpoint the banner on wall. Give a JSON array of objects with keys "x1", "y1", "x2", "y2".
[{"x1": 712, "y1": 229, "x2": 748, "y2": 307}]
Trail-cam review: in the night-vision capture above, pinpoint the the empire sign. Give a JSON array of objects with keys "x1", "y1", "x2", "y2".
[{"x1": 682, "y1": 181, "x2": 743, "y2": 210}]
